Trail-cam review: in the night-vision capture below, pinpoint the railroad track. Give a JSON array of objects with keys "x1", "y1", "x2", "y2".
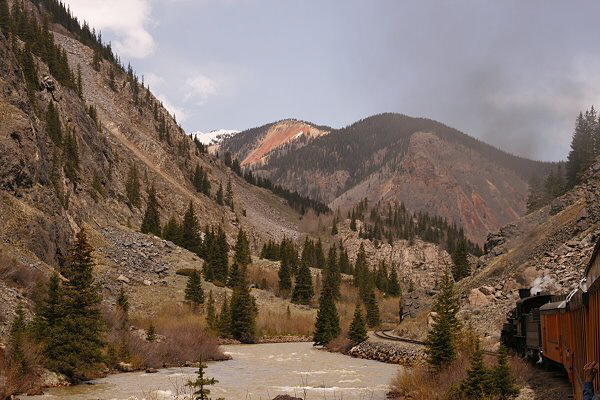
[{"x1": 374, "y1": 330, "x2": 498, "y2": 356}]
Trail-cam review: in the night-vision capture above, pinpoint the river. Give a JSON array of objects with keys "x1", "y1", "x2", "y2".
[{"x1": 30, "y1": 342, "x2": 400, "y2": 400}]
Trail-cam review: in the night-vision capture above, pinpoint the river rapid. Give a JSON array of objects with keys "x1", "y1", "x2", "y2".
[{"x1": 30, "y1": 342, "x2": 400, "y2": 400}]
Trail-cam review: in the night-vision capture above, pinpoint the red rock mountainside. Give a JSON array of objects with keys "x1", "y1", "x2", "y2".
[{"x1": 223, "y1": 114, "x2": 552, "y2": 244}]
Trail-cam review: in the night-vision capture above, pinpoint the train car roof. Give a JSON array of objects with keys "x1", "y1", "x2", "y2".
[
  {"x1": 540, "y1": 300, "x2": 567, "y2": 311},
  {"x1": 585, "y1": 237, "x2": 600, "y2": 290}
]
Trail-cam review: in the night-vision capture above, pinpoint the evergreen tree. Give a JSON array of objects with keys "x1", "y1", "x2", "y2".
[
  {"x1": 227, "y1": 263, "x2": 242, "y2": 288},
  {"x1": 213, "y1": 226, "x2": 229, "y2": 282},
  {"x1": 193, "y1": 164, "x2": 204, "y2": 193},
  {"x1": 451, "y1": 241, "x2": 470, "y2": 281},
  {"x1": 331, "y1": 217, "x2": 338, "y2": 235},
  {"x1": 218, "y1": 295, "x2": 231, "y2": 338},
  {"x1": 125, "y1": 163, "x2": 141, "y2": 208},
  {"x1": 230, "y1": 271, "x2": 256, "y2": 343},
  {"x1": 140, "y1": 186, "x2": 161, "y2": 236},
  {"x1": 460, "y1": 338, "x2": 493, "y2": 398},
  {"x1": 292, "y1": 258, "x2": 314, "y2": 305},
  {"x1": 348, "y1": 304, "x2": 368, "y2": 344},
  {"x1": 185, "y1": 270, "x2": 204, "y2": 309},
  {"x1": 63, "y1": 129, "x2": 80, "y2": 181},
  {"x1": 278, "y1": 255, "x2": 292, "y2": 291},
  {"x1": 7, "y1": 307, "x2": 28, "y2": 379},
  {"x1": 491, "y1": 345, "x2": 519, "y2": 398},
  {"x1": 353, "y1": 243, "x2": 368, "y2": 287},
  {"x1": 315, "y1": 239, "x2": 326, "y2": 269},
  {"x1": 162, "y1": 216, "x2": 182, "y2": 245},
  {"x1": 181, "y1": 201, "x2": 201, "y2": 254},
  {"x1": 364, "y1": 290, "x2": 380, "y2": 328},
  {"x1": 350, "y1": 211, "x2": 357, "y2": 231},
  {"x1": 234, "y1": 229, "x2": 251, "y2": 266},
  {"x1": 216, "y1": 182, "x2": 224, "y2": 205},
  {"x1": 205, "y1": 290, "x2": 217, "y2": 332},
  {"x1": 186, "y1": 356, "x2": 223, "y2": 400},
  {"x1": 567, "y1": 110, "x2": 596, "y2": 188},
  {"x1": 337, "y1": 245, "x2": 352, "y2": 275},
  {"x1": 146, "y1": 322, "x2": 157, "y2": 342},
  {"x1": 0, "y1": 0, "x2": 10, "y2": 35},
  {"x1": 322, "y1": 246, "x2": 341, "y2": 299},
  {"x1": 116, "y1": 286, "x2": 129, "y2": 328},
  {"x1": 46, "y1": 102, "x2": 63, "y2": 145},
  {"x1": 76, "y1": 64, "x2": 83, "y2": 98},
  {"x1": 313, "y1": 285, "x2": 340, "y2": 346},
  {"x1": 526, "y1": 174, "x2": 545, "y2": 213},
  {"x1": 225, "y1": 178, "x2": 234, "y2": 211},
  {"x1": 45, "y1": 229, "x2": 104, "y2": 380},
  {"x1": 425, "y1": 268, "x2": 461, "y2": 370},
  {"x1": 387, "y1": 267, "x2": 401, "y2": 297}
]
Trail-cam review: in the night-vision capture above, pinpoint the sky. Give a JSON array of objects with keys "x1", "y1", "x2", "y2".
[{"x1": 61, "y1": 0, "x2": 600, "y2": 162}]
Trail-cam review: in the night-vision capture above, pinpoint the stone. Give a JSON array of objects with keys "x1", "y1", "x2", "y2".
[
  {"x1": 143, "y1": 279, "x2": 152, "y2": 286},
  {"x1": 428, "y1": 311, "x2": 438, "y2": 326},
  {"x1": 117, "y1": 275, "x2": 130, "y2": 284},
  {"x1": 479, "y1": 285, "x2": 495, "y2": 296},
  {"x1": 272, "y1": 396, "x2": 303, "y2": 400},
  {"x1": 117, "y1": 362, "x2": 135, "y2": 372},
  {"x1": 468, "y1": 289, "x2": 490, "y2": 307},
  {"x1": 26, "y1": 387, "x2": 44, "y2": 396},
  {"x1": 39, "y1": 369, "x2": 70, "y2": 387},
  {"x1": 145, "y1": 368, "x2": 158, "y2": 373}
]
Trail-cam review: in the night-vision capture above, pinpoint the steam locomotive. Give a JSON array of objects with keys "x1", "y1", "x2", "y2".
[{"x1": 501, "y1": 238, "x2": 600, "y2": 400}]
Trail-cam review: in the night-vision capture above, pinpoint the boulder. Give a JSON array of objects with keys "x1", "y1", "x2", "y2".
[
  {"x1": 468, "y1": 289, "x2": 490, "y2": 307},
  {"x1": 478, "y1": 285, "x2": 495, "y2": 296},
  {"x1": 117, "y1": 275, "x2": 130, "y2": 284},
  {"x1": 145, "y1": 368, "x2": 158, "y2": 373},
  {"x1": 117, "y1": 362, "x2": 135, "y2": 372},
  {"x1": 272, "y1": 396, "x2": 303, "y2": 400}
]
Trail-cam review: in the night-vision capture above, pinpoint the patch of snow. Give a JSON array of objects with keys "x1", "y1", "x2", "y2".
[
  {"x1": 293, "y1": 131, "x2": 305, "y2": 140},
  {"x1": 191, "y1": 129, "x2": 240, "y2": 145}
]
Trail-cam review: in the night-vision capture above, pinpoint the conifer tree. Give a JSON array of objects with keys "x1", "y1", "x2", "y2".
[
  {"x1": 7, "y1": 307, "x2": 28, "y2": 379},
  {"x1": 76, "y1": 64, "x2": 83, "y2": 98},
  {"x1": 387, "y1": 267, "x2": 401, "y2": 297},
  {"x1": 141, "y1": 186, "x2": 161, "y2": 236},
  {"x1": 216, "y1": 182, "x2": 224, "y2": 205},
  {"x1": 348, "y1": 304, "x2": 368, "y2": 344},
  {"x1": 185, "y1": 270, "x2": 204, "y2": 309},
  {"x1": 353, "y1": 243, "x2": 368, "y2": 287},
  {"x1": 63, "y1": 129, "x2": 80, "y2": 181},
  {"x1": 337, "y1": 245, "x2": 352, "y2": 274},
  {"x1": 213, "y1": 226, "x2": 229, "y2": 282},
  {"x1": 567, "y1": 110, "x2": 596, "y2": 188},
  {"x1": 181, "y1": 201, "x2": 201, "y2": 254},
  {"x1": 193, "y1": 164, "x2": 204, "y2": 193},
  {"x1": 425, "y1": 268, "x2": 461, "y2": 370},
  {"x1": 227, "y1": 263, "x2": 242, "y2": 288},
  {"x1": 162, "y1": 216, "x2": 182, "y2": 245},
  {"x1": 460, "y1": 338, "x2": 493, "y2": 398},
  {"x1": 364, "y1": 290, "x2": 380, "y2": 328},
  {"x1": 313, "y1": 284, "x2": 340, "y2": 346},
  {"x1": 322, "y1": 246, "x2": 341, "y2": 299},
  {"x1": 331, "y1": 217, "x2": 338, "y2": 235},
  {"x1": 230, "y1": 271, "x2": 256, "y2": 343},
  {"x1": 126, "y1": 163, "x2": 141, "y2": 208},
  {"x1": 46, "y1": 102, "x2": 63, "y2": 145},
  {"x1": 292, "y1": 258, "x2": 314, "y2": 305},
  {"x1": 206, "y1": 290, "x2": 217, "y2": 332},
  {"x1": 225, "y1": 178, "x2": 234, "y2": 211},
  {"x1": 451, "y1": 240, "x2": 470, "y2": 281},
  {"x1": 315, "y1": 239, "x2": 326, "y2": 269},
  {"x1": 146, "y1": 322, "x2": 157, "y2": 342},
  {"x1": 45, "y1": 229, "x2": 104, "y2": 380},
  {"x1": 234, "y1": 229, "x2": 251, "y2": 266},
  {"x1": 186, "y1": 356, "x2": 224, "y2": 400},
  {"x1": 218, "y1": 295, "x2": 231, "y2": 338},
  {"x1": 278, "y1": 255, "x2": 292, "y2": 291},
  {"x1": 350, "y1": 211, "x2": 357, "y2": 231},
  {"x1": 492, "y1": 345, "x2": 519, "y2": 398},
  {"x1": 0, "y1": 0, "x2": 10, "y2": 35},
  {"x1": 116, "y1": 286, "x2": 129, "y2": 328}
]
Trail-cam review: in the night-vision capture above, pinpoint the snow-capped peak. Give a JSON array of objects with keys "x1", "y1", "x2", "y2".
[{"x1": 191, "y1": 129, "x2": 240, "y2": 145}]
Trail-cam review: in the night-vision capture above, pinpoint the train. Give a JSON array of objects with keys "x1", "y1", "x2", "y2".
[{"x1": 501, "y1": 237, "x2": 600, "y2": 400}]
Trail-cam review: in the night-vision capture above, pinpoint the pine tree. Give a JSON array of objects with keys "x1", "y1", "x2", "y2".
[
  {"x1": 218, "y1": 295, "x2": 231, "y2": 338},
  {"x1": 141, "y1": 186, "x2": 161, "y2": 236},
  {"x1": 350, "y1": 211, "x2": 357, "y2": 231},
  {"x1": 278, "y1": 255, "x2": 292, "y2": 291},
  {"x1": 364, "y1": 290, "x2": 380, "y2": 328},
  {"x1": 460, "y1": 338, "x2": 493, "y2": 398},
  {"x1": 185, "y1": 270, "x2": 205, "y2": 309},
  {"x1": 491, "y1": 345, "x2": 519, "y2": 398},
  {"x1": 181, "y1": 201, "x2": 201, "y2": 254},
  {"x1": 337, "y1": 245, "x2": 351, "y2": 275},
  {"x1": 206, "y1": 290, "x2": 217, "y2": 332},
  {"x1": 45, "y1": 229, "x2": 104, "y2": 380},
  {"x1": 567, "y1": 110, "x2": 596, "y2": 188},
  {"x1": 353, "y1": 243, "x2": 368, "y2": 287},
  {"x1": 63, "y1": 129, "x2": 80, "y2": 181},
  {"x1": 451, "y1": 240, "x2": 470, "y2": 281},
  {"x1": 146, "y1": 322, "x2": 157, "y2": 342},
  {"x1": 387, "y1": 267, "x2": 401, "y2": 297},
  {"x1": 126, "y1": 163, "x2": 141, "y2": 208},
  {"x1": 348, "y1": 304, "x2": 368, "y2": 344},
  {"x1": 46, "y1": 102, "x2": 62, "y2": 145},
  {"x1": 234, "y1": 229, "x2": 251, "y2": 266},
  {"x1": 313, "y1": 285, "x2": 340, "y2": 346},
  {"x1": 162, "y1": 216, "x2": 182, "y2": 245},
  {"x1": 116, "y1": 286, "x2": 129, "y2": 328},
  {"x1": 230, "y1": 271, "x2": 256, "y2": 343},
  {"x1": 322, "y1": 246, "x2": 341, "y2": 299},
  {"x1": 186, "y1": 356, "x2": 223, "y2": 400},
  {"x1": 425, "y1": 268, "x2": 461, "y2": 370},
  {"x1": 225, "y1": 178, "x2": 234, "y2": 211},
  {"x1": 76, "y1": 64, "x2": 83, "y2": 98},
  {"x1": 331, "y1": 217, "x2": 338, "y2": 235},
  {"x1": 227, "y1": 263, "x2": 242, "y2": 288},
  {"x1": 216, "y1": 182, "x2": 224, "y2": 205},
  {"x1": 7, "y1": 307, "x2": 28, "y2": 378},
  {"x1": 213, "y1": 226, "x2": 229, "y2": 282},
  {"x1": 315, "y1": 239, "x2": 326, "y2": 269},
  {"x1": 292, "y1": 258, "x2": 314, "y2": 305},
  {"x1": 526, "y1": 174, "x2": 545, "y2": 213}
]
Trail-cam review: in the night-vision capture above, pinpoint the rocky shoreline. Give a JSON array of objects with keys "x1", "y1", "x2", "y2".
[{"x1": 348, "y1": 341, "x2": 425, "y2": 366}]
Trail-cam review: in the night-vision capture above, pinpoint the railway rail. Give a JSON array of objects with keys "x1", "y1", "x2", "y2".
[{"x1": 374, "y1": 330, "x2": 498, "y2": 356}]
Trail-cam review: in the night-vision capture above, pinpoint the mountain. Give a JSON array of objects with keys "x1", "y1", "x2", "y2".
[
  {"x1": 191, "y1": 129, "x2": 240, "y2": 146},
  {"x1": 222, "y1": 113, "x2": 555, "y2": 244}
]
